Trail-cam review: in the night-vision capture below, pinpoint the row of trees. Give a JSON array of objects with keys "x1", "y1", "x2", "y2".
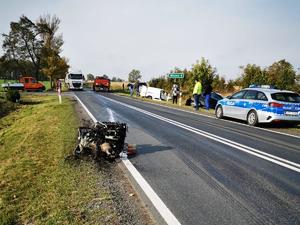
[
  {"x1": 147, "y1": 58, "x2": 300, "y2": 95},
  {"x1": 237, "y1": 60, "x2": 299, "y2": 91},
  {"x1": 0, "y1": 15, "x2": 69, "y2": 89}
]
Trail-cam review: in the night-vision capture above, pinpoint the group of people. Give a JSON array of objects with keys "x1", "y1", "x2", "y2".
[
  {"x1": 128, "y1": 79, "x2": 212, "y2": 110},
  {"x1": 127, "y1": 82, "x2": 140, "y2": 97},
  {"x1": 192, "y1": 78, "x2": 212, "y2": 111}
]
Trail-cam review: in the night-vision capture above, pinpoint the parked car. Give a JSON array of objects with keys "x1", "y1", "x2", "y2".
[
  {"x1": 190, "y1": 92, "x2": 223, "y2": 109},
  {"x1": 140, "y1": 86, "x2": 168, "y2": 100},
  {"x1": 199, "y1": 92, "x2": 223, "y2": 109},
  {"x1": 215, "y1": 87, "x2": 300, "y2": 126}
]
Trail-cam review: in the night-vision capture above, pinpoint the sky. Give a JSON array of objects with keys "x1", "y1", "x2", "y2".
[{"x1": 0, "y1": 0, "x2": 299, "y2": 81}]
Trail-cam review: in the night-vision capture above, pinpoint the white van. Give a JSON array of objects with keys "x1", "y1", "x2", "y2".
[
  {"x1": 140, "y1": 86, "x2": 167, "y2": 100},
  {"x1": 65, "y1": 73, "x2": 84, "y2": 90}
]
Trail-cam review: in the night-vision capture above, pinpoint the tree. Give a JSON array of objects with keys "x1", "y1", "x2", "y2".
[
  {"x1": 239, "y1": 64, "x2": 267, "y2": 88},
  {"x1": 226, "y1": 79, "x2": 235, "y2": 93},
  {"x1": 191, "y1": 58, "x2": 216, "y2": 83},
  {"x1": 266, "y1": 60, "x2": 296, "y2": 90},
  {"x1": 86, "y1": 73, "x2": 94, "y2": 80},
  {"x1": 111, "y1": 76, "x2": 124, "y2": 82},
  {"x1": 128, "y1": 69, "x2": 141, "y2": 83},
  {"x1": 191, "y1": 58, "x2": 216, "y2": 94},
  {"x1": 41, "y1": 56, "x2": 69, "y2": 88},
  {"x1": 37, "y1": 14, "x2": 68, "y2": 88},
  {"x1": 212, "y1": 75, "x2": 226, "y2": 92},
  {"x1": 2, "y1": 15, "x2": 44, "y2": 80}
]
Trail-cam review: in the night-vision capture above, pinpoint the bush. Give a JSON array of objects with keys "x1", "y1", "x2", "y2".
[{"x1": 6, "y1": 89, "x2": 21, "y2": 103}]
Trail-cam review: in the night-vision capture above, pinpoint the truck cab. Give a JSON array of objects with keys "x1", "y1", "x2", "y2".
[
  {"x1": 19, "y1": 77, "x2": 45, "y2": 91},
  {"x1": 93, "y1": 76, "x2": 110, "y2": 92},
  {"x1": 65, "y1": 73, "x2": 84, "y2": 90}
]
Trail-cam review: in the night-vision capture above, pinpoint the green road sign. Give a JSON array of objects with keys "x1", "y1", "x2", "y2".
[{"x1": 168, "y1": 73, "x2": 184, "y2": 79}]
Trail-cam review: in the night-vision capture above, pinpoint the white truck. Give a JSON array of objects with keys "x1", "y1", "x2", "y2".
[
  {"x1": 65, "y1": 72, "x2": 85, "y2": 90},
  {"x1": 140, "y1": 86, "x2": 168, "y2": 100}
]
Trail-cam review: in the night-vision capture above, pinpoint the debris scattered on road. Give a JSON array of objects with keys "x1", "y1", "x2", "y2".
[
  {"x1": 74, "y1": 122, "x2": 127, "y2": 160},
  {"x1": 126, "y1": 143, "x2": 137, "y2": 156}
]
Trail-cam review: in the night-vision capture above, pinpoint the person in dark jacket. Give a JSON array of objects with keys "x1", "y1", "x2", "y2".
[
  {"x1": 203, "y1": 82, "x2": 212, "y2": 110},
  {"x1": 185, "y1": 96, "x2": 192, "y2": 106}
]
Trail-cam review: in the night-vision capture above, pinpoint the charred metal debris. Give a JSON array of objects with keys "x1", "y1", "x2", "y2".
[{"x1": 74, "y1": 122, "x2": 127, "y2": 160}]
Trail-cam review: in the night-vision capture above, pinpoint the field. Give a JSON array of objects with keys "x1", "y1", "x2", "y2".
[{"x1": 0, "y1": 94, "x2": 118, "y2": 224}]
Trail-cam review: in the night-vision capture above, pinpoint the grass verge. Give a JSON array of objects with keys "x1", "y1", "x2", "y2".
[{"x1": 0, "y1": 94, "x2": 117, "y2": 225}]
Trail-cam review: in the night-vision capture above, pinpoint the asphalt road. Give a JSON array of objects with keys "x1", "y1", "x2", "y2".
[{"x1": 75, "y1": 91, "x2": 300, "y2": 225}]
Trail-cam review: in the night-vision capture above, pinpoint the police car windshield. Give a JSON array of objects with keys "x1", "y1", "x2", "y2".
[{"x1": 271, "y1": 92, "x2": 300, "y2": 103}]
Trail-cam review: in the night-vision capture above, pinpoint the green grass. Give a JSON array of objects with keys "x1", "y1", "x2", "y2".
[{"x1": 0, "y1": 94, "x2": 117, "y2": 225}]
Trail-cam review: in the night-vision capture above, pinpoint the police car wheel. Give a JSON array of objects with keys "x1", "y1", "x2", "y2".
[
  {"x1": 216, "y1": 106, "x2": 223, "y2": 119},
  {"x1": 247, "y1": 110, "x2": 258, "y2": 126}
]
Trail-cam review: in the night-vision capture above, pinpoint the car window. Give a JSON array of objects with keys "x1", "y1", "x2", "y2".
[
  {"x1": 25, "y1": 78, "x2": 29, "y2": 83},
  {"x1": 256, "y1": 92, "x2": 268, "y2": 101},
  {"x1": 271, "y1": 92, "x2": 300, "y2": 103},
  {"x1": 211, "y1": 92, "x2": 223, "y2": 100},
  {"x1": 244, "y1": 90, "x2": 257, "y2": 100},
  {"x1": 231, "y1": 91, "x2": 246, "y2": 99}
]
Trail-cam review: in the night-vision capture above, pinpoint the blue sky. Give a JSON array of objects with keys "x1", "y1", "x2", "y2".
[{"x1": 0, "y1": 0, "x2": 299, "y2": 81}]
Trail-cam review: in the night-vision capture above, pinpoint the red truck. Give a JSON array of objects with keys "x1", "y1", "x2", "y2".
[
  {"x1": 93, "y1": 76, "x2": 110, "y2": 92},
  {"x1": 20, "y1": 77, "x2": 45, "y2": 91},
  {"x1": 2, "y1": 76, "x2": 45, "y2": 91}
]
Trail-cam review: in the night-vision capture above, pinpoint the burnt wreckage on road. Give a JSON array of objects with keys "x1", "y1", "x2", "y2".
[{"x1": 74, "y1": 122, "x2": 127, "y2": 160}]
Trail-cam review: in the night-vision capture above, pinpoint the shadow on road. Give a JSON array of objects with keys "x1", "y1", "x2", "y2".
[{"x1": 134, "y1": 144, "x2": 173, "y2": 156}]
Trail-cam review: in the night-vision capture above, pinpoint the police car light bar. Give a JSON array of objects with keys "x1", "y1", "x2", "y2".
[{"x1": 249, "y1": 84, "x2": 276, "y2": 89}]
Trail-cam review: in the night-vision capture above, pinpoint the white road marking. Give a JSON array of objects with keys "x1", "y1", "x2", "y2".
[
  {"x1": 121, "y1": 158, "x2": 182, "y2": 225},
  {"x1": 114, "y1": 94, "x2": 300, "y2": 139},
  {"x1": 101, "y1": 95, "x2": 300, "y2": 173},
  {"x1": 107, "y1": 108, "x2": 115, "y2": 122},
  {"x1": 75, "y1": 95, "x2": 97, "y2": 123},
  {"x1": 75, "y1": 94, "x2": 182, "y2": 225}
]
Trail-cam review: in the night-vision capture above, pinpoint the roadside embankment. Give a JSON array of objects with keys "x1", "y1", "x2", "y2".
[{"x1": 0, "y1": 94, "x2": 154, "y2": 225}]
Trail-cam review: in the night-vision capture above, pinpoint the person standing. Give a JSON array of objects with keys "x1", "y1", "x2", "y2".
[
  {"x1": 128, "y1": 83, "x2": 134, "y2": 96},
  {"x1": 204, "y1": 82, "x2": 212, "y2": 110},
  {"x1": 135, "y1": 81, "x2": 140, "y2": 97},
  {"x1": 171, "y1": 84, "x2": 179, "y2": 104},
  {"x1": 193, "y1": 79, "x2": 202, "y2": 110}
]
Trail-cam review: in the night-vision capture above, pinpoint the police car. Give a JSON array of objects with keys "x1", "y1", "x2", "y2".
[{"x1": 215, "y1": 85, "x2": 300, "y2": 126}]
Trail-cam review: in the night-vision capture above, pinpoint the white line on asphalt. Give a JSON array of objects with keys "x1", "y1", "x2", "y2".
[
  {"x1": 101, "y1": 95, "x2": 300, "y2": 173},
  {"x1": 121, "y1": 158, "x2": 182, "y2": 225},
  {"x1": 75, "y1": 94, "x2": 182, "y2": 225},
  {"x1": 75, "y1": 95, "x2": 97, "y2": 123},
  {"x1": 114, "y1": 94, "x2": 300, "y2": 139},
  {"x1": 107, "y1": 108, "x2": 115, "y2": 122}
]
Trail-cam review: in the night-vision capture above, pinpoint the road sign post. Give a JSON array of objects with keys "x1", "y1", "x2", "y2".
[
  {"x1": 56, "y1": 80, "x2": 62, "y2": 104},
  {"x1": 168, "y1": 73, "x2": 184, "y2": 79}
]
